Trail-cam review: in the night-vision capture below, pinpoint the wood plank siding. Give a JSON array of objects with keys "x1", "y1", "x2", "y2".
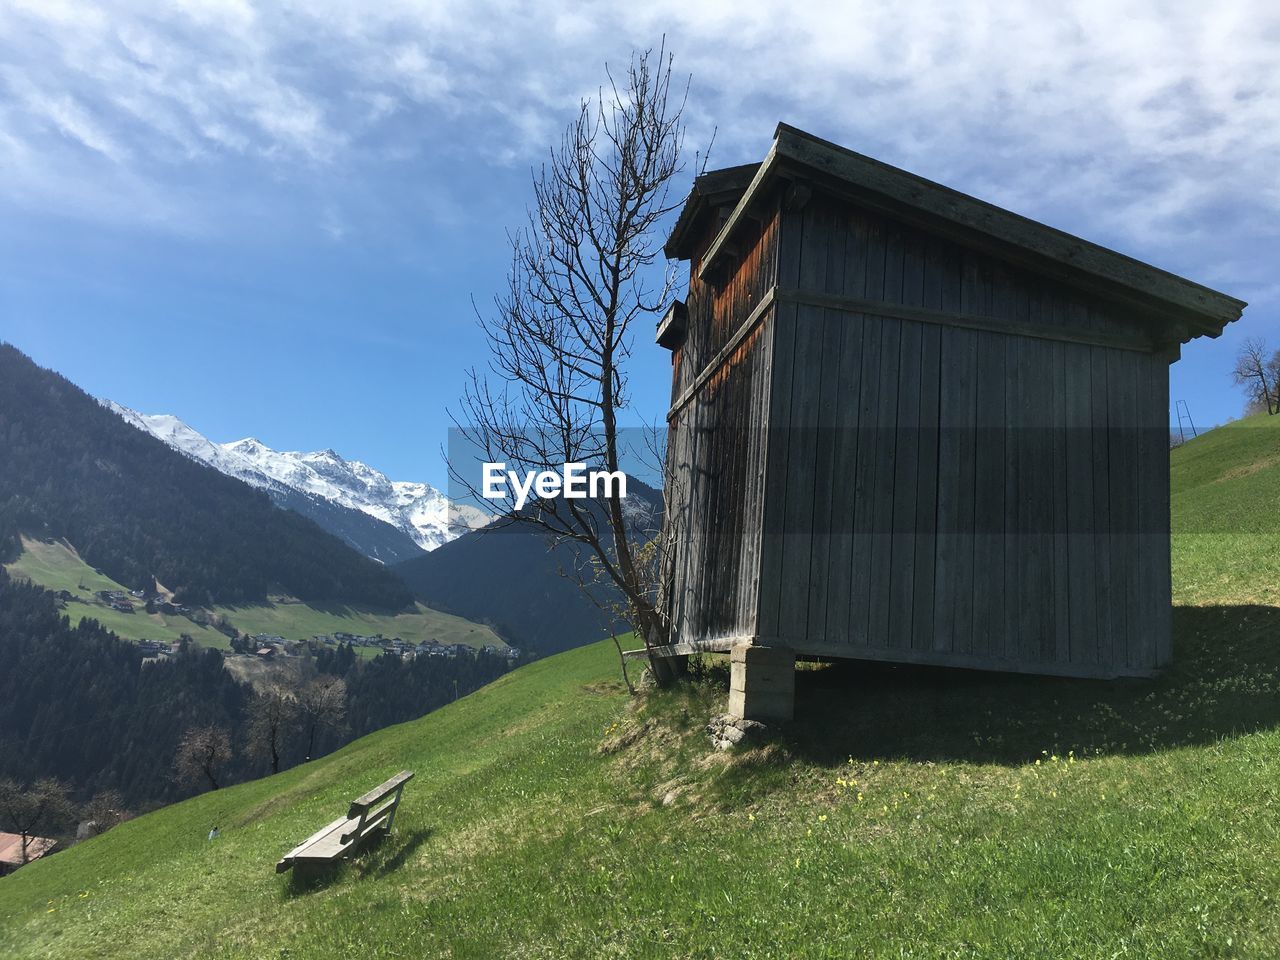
[
  {"x1": 664, "y1": 194, "x2": 779, "y2": 645},
  {"x1": 660, "y1": 127, "x2": 1243, "y2": 681}
]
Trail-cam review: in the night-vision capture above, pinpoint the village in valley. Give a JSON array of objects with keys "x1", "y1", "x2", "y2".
[{"x1": 81, "y1": 587, "x2": 518, "y2": 664}]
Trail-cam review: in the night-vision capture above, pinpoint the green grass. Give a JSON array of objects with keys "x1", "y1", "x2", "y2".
[
  {"x1": 70, "y1": 603, "x2": 231, "y2": 648},
  {"x1": 4, "y1": 536, "x2": 503, "y2": 652},
  {"x1": 1171, "y1": 412, "x2": 1280, "y2": 606},
  {"x1": 5, "y1": 537, "x2": 230, "y2": 647},
  {"x1": 208, "y1": 601, "x2": 502, "y2": 650},
  {"x1": 4, "y1": 537, "x2": 127, "y2": 596},
  {"x1": 4, "y1": 614, "x2": 1280, "y2": 959},
  {"x1": 3, "y1": 423, "x2": 1280, "y2": 957}
]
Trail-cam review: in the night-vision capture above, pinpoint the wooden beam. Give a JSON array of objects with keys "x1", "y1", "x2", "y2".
[
  {"x1": 622, "y1": 638, "x2": 740, "y2": 660},
  {"x1": 696, "y1": 123, "x2": 1245, "y2": 337},
  {"x1": 784, "y1": 179, "x2": 812, "y2": 211},
  {"x1": 776, "y1": 287, "x2": 1157, "y2": 353},
  {"x1": 666, "y1": 287, "x2": 777, "y2": 418},
  {"x1": 347, "y1": 770, "x2": 414, "y2": 817},
  {"x1": 746, "y1": 634, "x2": 1159, "y2": 679},
  {"x1": 696, "y1": 142, "x2": 781, "y2": 283}
]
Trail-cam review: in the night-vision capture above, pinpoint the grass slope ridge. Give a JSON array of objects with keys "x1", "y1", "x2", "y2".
[{"x1": 1171, "y1": 410, "x2": 1280, "y2": 605}]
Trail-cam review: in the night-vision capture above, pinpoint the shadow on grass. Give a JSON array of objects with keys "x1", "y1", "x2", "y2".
[
  {"x1": 284, "y1": 860, "x2": 349, "y2": 896},
  {"x1": 282, "y1": 827, "x2": 434, "y2": 896},
  {"x1": 368, "y1": 827, "x2": 433, "y2": 878},
  {"x1": 695, "y1": 605, "x2": 1280, "y2": 766}
]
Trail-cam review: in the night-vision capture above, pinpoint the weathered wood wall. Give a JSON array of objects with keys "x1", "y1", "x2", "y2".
[
  {"x1": 666, "y1": 183, "x2": 1175, "y2": 678},
  {"x1": 750, "y1": 195, "x2": 1172, "y2": 677},
  {"x1": 664, "y1": 199, "x2": 779, "y2": 645}
]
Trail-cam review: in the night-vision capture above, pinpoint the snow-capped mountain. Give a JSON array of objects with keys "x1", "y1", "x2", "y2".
[{"x1": 103, "y1": 401, "x2": 489, "y2": 560}]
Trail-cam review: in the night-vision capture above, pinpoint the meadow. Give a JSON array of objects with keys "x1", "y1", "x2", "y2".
[
  {"x1": 2, "y1": 415, "x2": 1280, "y2": 957},
  {"x1": 4, "y1": 536, "x2": 503, "y2": 652}
]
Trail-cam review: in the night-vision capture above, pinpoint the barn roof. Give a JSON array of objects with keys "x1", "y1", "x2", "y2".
[
  {"x1": 667, "y1": 123, "x2": 1245, "y2": 341},
  {"x1": 0, "y1": 831, "x2": 57, "y2": 867}
]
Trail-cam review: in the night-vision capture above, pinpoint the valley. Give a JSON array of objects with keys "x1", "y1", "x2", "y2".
[{"x1": 5, "y1": 535, "x2": 504, "y2": 654}]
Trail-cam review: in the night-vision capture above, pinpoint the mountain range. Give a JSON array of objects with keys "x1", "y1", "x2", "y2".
[
  {"x1": 0, "y1": 344, "x2": 412, "y2": 607},
  {"x1": 105, "y1": 398, "x2": 668, "y2": 655},
  {"x1": 3, "y1": 343, "x2": 663, "y2": 655},
  {"x1": 395, "y1": 479, "x2": 664, "y2": 655},
  {"x1": 104, "y1": 402, "x2": 489, "y2": 564}
]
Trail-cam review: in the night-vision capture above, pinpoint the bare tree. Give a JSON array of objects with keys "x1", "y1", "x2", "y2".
[
  {"x1": 247, "y1": 683, "x2": 298, "y2": 775},
  {"x1": 83, "y1": 790, "x2": 128, "y2": 837},
  {"x1": 297, "y1": 677, "x2": 346, "y2": 762},
  {"x1": 451, "y1": 44, "x2": 692, "y2": 683},
  {"x1": 1265, "y1": 350, "x2": 1280, "y2": 414},
  {"x1": 0, "y1": 778, "x2": 73, "y2": 865},
  {"x1": 174, "y1": 725, "x2": 232, "y2": 792},
  {"x1": 1233, "y1": 337, "x2": 1279, "y2": 415}
]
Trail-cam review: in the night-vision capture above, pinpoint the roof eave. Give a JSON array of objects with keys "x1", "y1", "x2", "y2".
[
  {"x1": 664, "y1": 163, "x2": 761, "y2": 261},
  {"x1": 696, "y1": 123, "x2": 1245, "y2": 339}
]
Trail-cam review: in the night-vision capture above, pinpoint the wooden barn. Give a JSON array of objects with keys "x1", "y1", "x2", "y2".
[{"x1": 656, "y1": 124, "x2": 1245, "y2": 722}]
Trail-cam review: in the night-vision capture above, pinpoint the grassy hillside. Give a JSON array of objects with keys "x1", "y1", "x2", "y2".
[
  {"x1": 0, "y1": 344, "x2": 411, "y2": 609},
  {"x1": 5, "y1": 537, "x2": 503, "y2": 651},
  {"x1": 4, "y1": 538, "x2": 229, "y2": 647},
  {"x1": 4, "y1": 614, "x2": 1280, "y2": 958},
  {"x1": 3, "y1": 423, "x2": 1280, "y2": 957},
  {"x1": 1172, "y1": 411, "x2": 1280, "y2": 605}
]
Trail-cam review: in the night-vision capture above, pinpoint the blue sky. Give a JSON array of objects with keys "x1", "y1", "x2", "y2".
[{"x1": 1, "y1": 1, "x2": 1276, "y2": 488}]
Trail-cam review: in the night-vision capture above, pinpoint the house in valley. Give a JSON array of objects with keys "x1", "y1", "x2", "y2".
[{"x1": 0, "y1": 832, "x2": 57, "y2": 876}]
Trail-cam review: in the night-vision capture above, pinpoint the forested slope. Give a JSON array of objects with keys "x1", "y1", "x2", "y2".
[{"x1": 0, "y1": 344, "x2": 411, "y2": 608}]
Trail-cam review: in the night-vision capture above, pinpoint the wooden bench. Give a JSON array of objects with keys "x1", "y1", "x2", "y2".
[{"x1": 276, "y1": 770, "x2": 413, "y2": 875}]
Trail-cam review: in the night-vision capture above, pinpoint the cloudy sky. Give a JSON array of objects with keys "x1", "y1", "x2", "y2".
[{"x1": 1, "y1": 0, "x2": 1276, "y2": 485}]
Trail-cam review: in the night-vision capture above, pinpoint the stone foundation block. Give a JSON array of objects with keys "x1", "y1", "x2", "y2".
[{"x1": 727, "y1": 641, "x2": 796, "y2": 722}]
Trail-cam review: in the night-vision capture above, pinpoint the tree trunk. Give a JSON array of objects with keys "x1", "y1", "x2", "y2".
[{"x1": 648, "y1": 654, "x2": 686, "y2": 686}]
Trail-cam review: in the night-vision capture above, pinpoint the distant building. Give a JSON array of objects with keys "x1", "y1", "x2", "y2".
[{"x1": 0, "y1": 832, "x2": 57, "y2": 876}]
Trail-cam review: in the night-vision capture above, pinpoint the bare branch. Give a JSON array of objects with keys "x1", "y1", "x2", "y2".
[{"x1": 446, "y1": 44, "x2": 699, "y2": 685}]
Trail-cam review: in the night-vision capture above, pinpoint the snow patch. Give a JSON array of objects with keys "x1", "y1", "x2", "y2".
[{"x1": 102, "y1": 400, "x2": 489, "y2": 551}]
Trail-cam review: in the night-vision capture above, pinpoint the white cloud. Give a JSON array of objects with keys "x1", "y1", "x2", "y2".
[{"x1": 0, "y1": 0, "x2": 1274, "y2": 294}]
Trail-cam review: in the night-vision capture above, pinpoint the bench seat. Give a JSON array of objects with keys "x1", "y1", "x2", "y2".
[{"x1": 276, "y1": 770, "x2": 413, "y2": 874}]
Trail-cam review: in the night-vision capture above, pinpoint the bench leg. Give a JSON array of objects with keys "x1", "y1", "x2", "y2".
[
  {"x1": 385, "y1": 787, "x2": 404, "y2": 834},
  {"x1": 293, "y1": 860, "x2": 334, "y2": 885}
]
